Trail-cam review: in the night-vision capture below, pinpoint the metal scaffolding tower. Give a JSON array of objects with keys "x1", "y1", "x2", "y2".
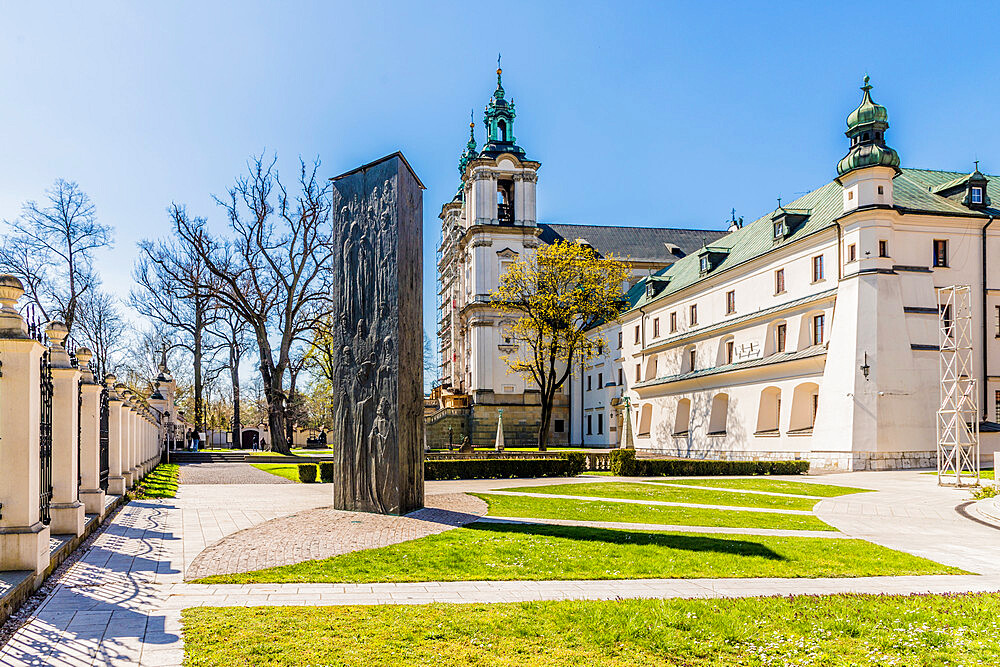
[{"x1": 936, "y1": 285, "x2": 980, "y2": 486}]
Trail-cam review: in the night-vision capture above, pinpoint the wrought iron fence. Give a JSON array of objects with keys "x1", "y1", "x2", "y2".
[
  {"x1": 77, "y1": 378, "x2": 83, "y2": 489},
  {"x1": 99, "y1": 385, "x2": 110, "y2": 491},
  {"x1": 39, "y1": 349, "x2": 53, "y2": 525}
]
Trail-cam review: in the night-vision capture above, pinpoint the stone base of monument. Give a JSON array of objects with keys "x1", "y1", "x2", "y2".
[{"x1": 329, "y1": 152, "x2": 425, "y2": 516}]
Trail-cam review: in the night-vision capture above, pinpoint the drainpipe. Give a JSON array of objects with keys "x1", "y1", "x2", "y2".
[{"x1": 982, "y1": 215, "x2": 994, "y2": 420}]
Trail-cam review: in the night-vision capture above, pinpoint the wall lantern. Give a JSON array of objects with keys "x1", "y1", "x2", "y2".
[{"x1": 860, "y1": 352, "x2": 870, "y2": 381}]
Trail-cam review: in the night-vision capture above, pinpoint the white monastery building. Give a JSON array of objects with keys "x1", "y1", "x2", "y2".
[{"x1": 433, "y1": 71, "x2": 1000, "y2": 470}]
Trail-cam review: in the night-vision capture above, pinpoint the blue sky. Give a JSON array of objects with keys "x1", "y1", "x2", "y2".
[{"x1": 1, "y1": 1, "x2": 997, "y2": 369}]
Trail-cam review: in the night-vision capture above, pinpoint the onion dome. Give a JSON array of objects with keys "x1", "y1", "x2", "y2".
[
  {"x1": 837, "y1": 76, "x2": 901, "y2": 178},
  {"x1": 458, "y1": 111, "x2": 478, "y2": 175},
  {"x1": 480, "y1": 57, "x2": 526, "y2": 159}
]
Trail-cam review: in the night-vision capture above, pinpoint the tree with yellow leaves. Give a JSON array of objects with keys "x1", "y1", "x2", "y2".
[{"x1": 492, "y1": 240, "x2": 631, "y2": 450}]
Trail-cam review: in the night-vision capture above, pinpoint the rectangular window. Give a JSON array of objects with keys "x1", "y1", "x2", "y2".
[
  {"x1": 776, "y1": 323, "x2": 787, "y2": 353},
  {"x1": 587, "y1": 375, "x2": 592, "y2": 391},
  {"x1": 689, "y1": 304, "x2": 698, "y2": 326},
  {"x1": 618, "y1": 367, "x2": 623, "y2": 386},
  {"x1": 726, "y1": 290, "x2": 735, "y2": 314},
  {"x1": 635, "y1": 363, "x2": 641, "y2": 383},
  {"x1": 775, "y1": 269, "x2": 785, "y2": 294},
  {"x1": 878, "y1": 240, "x2": 889, "y2": 257},
  {"x1": 597, "y1": 413, "x2": 604, "y2": 435},
  {"x1": 598, "y1": 372, "x2": 603, "y2": 388},
  {"x1": 996, "y1": 390, "x2": 1000, "y2": 422},
  {"x1": 972, "y1": 187, "x2": 983, "y2": 204},
  {"x1": 587, "y1": 415, "x2": 592, "y2": 435},
  {"x1": 933, "y1": 239, "x2": 948, "y2": 267},
  {"x1": 700, "y1": 256, "x2": 709, "y2": 273},
  {"x1": 653, "y1": 318, "x2": 660, "y2": 338},
  {"x1": 554, "y1": 419, "x2": 564, "y2": 433},
  {"x1": 813, "y1": 313, "x2": 825, "y2": 345},
  {"x1": 812, "y1": 255, "x2": 824, "y2": 281},
  {"x1": 670, "y1": 312, "x2": 677, "y2": 332},
  {"x1": 773, "y1": 221, "x2": 783, "y2": 239},
  {"x1": 618, "y1": 331, "x2": 623, "y2": 349},
  {"x1": 877, "y1": 185, "x2": 884, "y2": 195},
  {"x1": 726, "y1": 339, "x2": 734, "y2": 364},
  {"x1": 847, "y1": 243, "x2": 857, "y2": 262},
  {"x1": 995, "y1": 305, "x2": 1000, "y2": 337},
  {"x1": 634, "y1": 324, "x2": 641, "y2": 344},
  {"x1": 688, "y1": 348, "x2": 696, "y2": 371}
]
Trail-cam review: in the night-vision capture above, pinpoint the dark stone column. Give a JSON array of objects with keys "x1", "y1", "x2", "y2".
[{"x1": 330, "y1": 152, "x2": 425, "y2": 515}]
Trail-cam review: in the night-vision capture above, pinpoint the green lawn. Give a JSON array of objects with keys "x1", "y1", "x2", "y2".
[
  {"x1": 473, "y1": 493, "x2": 836, "y2": 531},
  {"x1": 183, "y1": 593, "x2": 1000, "y2": 666},
  {"x1": 651, "y1": 478, "x2": 871, "y2": 497},
  {"x1": 921, "y1": 469, "x2": 994, "y2": 480},
  {"x1": 250, "y1": 463, "x2": 304, "y2": 482},
  {"x1": 134, "y1": 464, "x2": 178, "y2": 499},
  {"x1": 194, "y1": 522, "x2": 961, "y2": 584},
  {"x1": 508, "y1": 481, "x2": 821, "y2": 511}
]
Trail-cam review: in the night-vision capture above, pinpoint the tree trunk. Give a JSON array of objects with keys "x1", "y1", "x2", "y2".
[
  {"x1": 230, "y1": 345, "x2": 241, "y2": 450},
  {"x1": 193, "y1": 293, "x2": 204, "y2": 431},
  {"x1": 537, "y1": 397, "x2": 551, "y2": 452}
]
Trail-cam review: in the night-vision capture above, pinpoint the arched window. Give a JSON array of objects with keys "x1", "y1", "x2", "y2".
[
  {"x1": 498, "y1": 119, "x2": 507, "y2": 142},
  {"x1": 644, "y1": 355, "x2": 658, "y2": 381},
  {"x1": 708, "y1": 393, "x2": 729, "y2": 435},
  {"x1": 789, "y1": 383, "x2": 820, "y2": 432},
  {"x1": 764, "y1": 320, "x2": 789, "y2": 355},
  {"x1": 681, "y1": 344, "x2": 697, "y2": 373},
  {"x1": 756, "y1": 386, "x2": 781, "y2": 434},
  {"x1": 638, "y1": 403, "x2": 653, "y2": 437},
  {"x1": 673, "y1": 398, "x2": 691, "y2": 435},
  {"x1": 717, "y1": 335, "x2": 735, "y2": 366},
  {"x1": 797, "y1": 310, "x2": 827, "y2": 349}
]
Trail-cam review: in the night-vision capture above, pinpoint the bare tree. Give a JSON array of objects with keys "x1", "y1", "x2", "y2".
[
  {"x1": 0, "y1": 179, "x2": 113, "y2": 335},
  {"x1": 207, "y1": 308, "x2": 251, "y2": 449},
  {"x1": 75, "y1": 290, "x2": 128, "y2": 379},
  {"x1": 174, "y1": 154, "x2": 333, "y2": 454},
  {"x1": 132, "y1": 221, "x2": 217, "y2": 433}
]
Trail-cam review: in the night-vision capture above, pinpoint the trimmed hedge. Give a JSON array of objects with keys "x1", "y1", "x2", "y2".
[
  {"x1": 298, "y1": 463, "x2": 318, "y2": 483},
  {"x1": 425, "y1": 457, "x2": 584, "y2": 481},
  {"x1": 609, "y1": 449, "x2": 809, "y2": 477},
  {"x1": 319, "y1": 462, "x2": 335, "y2": 483}
]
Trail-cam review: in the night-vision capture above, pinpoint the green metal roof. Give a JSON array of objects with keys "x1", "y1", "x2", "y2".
[{"x1": 629, "y1": 167, "x2": 997, "y2": 312}]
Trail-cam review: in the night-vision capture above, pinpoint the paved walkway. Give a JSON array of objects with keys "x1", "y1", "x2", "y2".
[
  {"x1": 1, "y1": 470, "x2": 998, "y2": 666},
  {"x1": 177, "y1": 462, "x2": 293, "y2": 485}
]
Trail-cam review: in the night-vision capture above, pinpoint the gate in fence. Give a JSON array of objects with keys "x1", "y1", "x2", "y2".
[
  {"x1": 39, "y1": 349, "x2": 53, "y2": 525},
  {"x1": 99, "y1": 385, "x2": 110, "y2": 491}
]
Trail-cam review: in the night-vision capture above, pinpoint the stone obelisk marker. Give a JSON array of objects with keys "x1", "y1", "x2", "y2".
[{"x1": 330, "y1": 152, "x2": 425, "y2": 515}]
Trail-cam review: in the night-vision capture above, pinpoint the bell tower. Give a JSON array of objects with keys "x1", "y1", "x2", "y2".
[{"x1": 464, "y1": 59, "x2": 540, "y2": 228}]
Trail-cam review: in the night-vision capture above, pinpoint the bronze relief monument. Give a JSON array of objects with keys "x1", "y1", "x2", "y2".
[{"x1": 330, "y1": 152, "x2": 425, "y2": 515}]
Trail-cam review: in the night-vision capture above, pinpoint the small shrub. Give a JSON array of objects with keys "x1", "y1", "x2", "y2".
[
  {"x1": 424, "y1": 457, "x2": 579, "y2": 481},
  {"x1": 609, "y1": 449, "x2": 808, "y2": 477},
  {"x1": 298, "y1": 464, "x2": 318, "y2": 483},
  {"x1": 319, "y1": 462, "x2": 335, "y2": 483},
  {"x1": 972, "y1": 484, "x2": 999, "y2": 500},
  {"x1": 565, "y1": 452, "x2": 587, "y2": 476}
]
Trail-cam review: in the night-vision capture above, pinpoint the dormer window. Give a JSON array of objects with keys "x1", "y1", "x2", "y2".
[
  {"x1": 972, "y1": 187, "x2": 983, "y2": 204},
  {"x1": 773, "y1": 221, "x2": 784, "y2": 240},
  {"x1": 699, "y1": 256, "x2": 709, "y2": 274}
]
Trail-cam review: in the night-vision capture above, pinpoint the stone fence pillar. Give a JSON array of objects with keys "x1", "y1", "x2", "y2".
[
  {"x1": 106, "y1": 378, "x2": 126, "y2": 495},
  {"x1": 0, "y1": 276, "x2": 51, "y2": 577},
  {"x1": 76, "y1": 348, "x2": 105, "y2": 515},
  {"x1": 120, "y1": 388, "x2": 134, "y2": 488},
  {"x1": 46, "y1": 322, "x2": 85, "y2": 536}
]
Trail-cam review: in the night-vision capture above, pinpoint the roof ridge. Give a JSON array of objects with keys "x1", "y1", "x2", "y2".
[{"x1": 540, "y1": 222, "x2": 727, "y2": 234}]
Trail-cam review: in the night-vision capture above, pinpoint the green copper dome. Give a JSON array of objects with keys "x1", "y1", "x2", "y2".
[
  {"x1": 837, "y1": 76, "x2": 901, "y2": 178},
  {"x1": 837, "y1": 143, "x2": 900, "y2": 175},
  {"x1": 846, "y1": 76, "x2": 889, "y2": 129}
]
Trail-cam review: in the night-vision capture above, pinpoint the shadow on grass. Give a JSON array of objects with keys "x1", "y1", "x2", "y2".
[{"x1": 464, "y1": 521, "x2": 786, "y2": 560}]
